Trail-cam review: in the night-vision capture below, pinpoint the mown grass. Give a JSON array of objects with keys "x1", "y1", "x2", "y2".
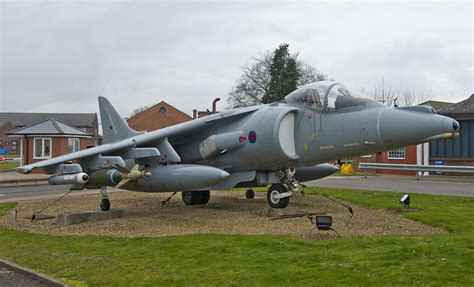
[
  {"x1": 0, "y1": 161, "x2": 19, "y2": 171},
  {"x1": 1, "y1": 188, "x2": 473, "y2": 286}
]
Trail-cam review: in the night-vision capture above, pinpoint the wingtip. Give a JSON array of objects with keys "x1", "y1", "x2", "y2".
[{"x1": 15, "y1": 166, "x2": 32, "y2": 174}]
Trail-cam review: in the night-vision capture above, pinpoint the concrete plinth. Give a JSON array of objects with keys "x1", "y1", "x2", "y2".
[
  {"x1": 258, "y1": 207, "x2": 302, "y2": 218},
  {"x1": 56, "y1": 209, "x2": 123, "y2": 226}
]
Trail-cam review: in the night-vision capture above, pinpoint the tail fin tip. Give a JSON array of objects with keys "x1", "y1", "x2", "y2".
[{"x1": 98, "y1": 96, "x2": 140, "y2": 144}]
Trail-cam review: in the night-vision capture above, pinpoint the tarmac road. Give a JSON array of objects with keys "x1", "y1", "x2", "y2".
[
  {"x1": 307, "y1": 175, "x2": 474, "y2": 197},
  {"x1": 0, "y1": 265, "x2": 50, "y2": 287},
  {"x1": 0, "y1": 184, "x2": 103, "y2": 202},
  {"x1": 0, "y1": 175, "x2": 472, "y2": 202}
]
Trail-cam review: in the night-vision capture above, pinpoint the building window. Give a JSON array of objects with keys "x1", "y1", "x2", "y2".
[
  {"x1": 159, "y1": 107, "x2": 166, "y2": 113},
  {"x1": 388, "y1": 148, "x2": 405, "y2": 159},
  {"x1": 34, "y1": 138, "x2": 52, "y2": 159},
  {"x1": 68, "y1": 138, "x2": 80, "y2": 153},
  {"x1": 11, "y1": 141, "x2": 18, "y2": 152}
]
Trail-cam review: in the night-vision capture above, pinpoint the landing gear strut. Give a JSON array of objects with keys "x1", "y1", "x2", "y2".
[
  {"x1": 100, "y1": 186, "x2": 110, "y2": 211},
  {"x1": 266, "y1": 168, "x2": 298, "y2": 209},
  {"x1": 182, "y1": 190, "x2": 210, "y2": 205}
]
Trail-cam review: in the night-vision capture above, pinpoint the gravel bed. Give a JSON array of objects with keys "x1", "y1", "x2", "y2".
[{"x1": 1, "y1": 191, "x2": 446, "y2": 239}]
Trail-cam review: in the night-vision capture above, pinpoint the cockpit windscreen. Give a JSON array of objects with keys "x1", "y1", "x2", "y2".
[{"x1": 285, "y1": 81, "x2": 375, "y2": 110}]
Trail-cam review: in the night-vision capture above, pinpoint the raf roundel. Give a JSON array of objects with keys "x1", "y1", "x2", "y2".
[{"x1": 248, "y1": 130, "x2": 257, "y2": 144}]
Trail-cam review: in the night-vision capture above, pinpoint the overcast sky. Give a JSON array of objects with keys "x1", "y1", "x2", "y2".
[{"x1": 1, "y1": 1, "x2": 472, "y2": 118}]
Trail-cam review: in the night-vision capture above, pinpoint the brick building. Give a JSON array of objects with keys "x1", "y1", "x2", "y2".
[
  {"x1": 7, "y1": 118, "x2": 93, "y2": 168},
  {"x1": 127, "y1": 101, "x2": 192, "y2": 132},
  {"x1": 0, "y1": 112, "x2": 99, "y2": 152},
  {"x1": 0, "y1": 112, "x2": 99, "y2": 168}
]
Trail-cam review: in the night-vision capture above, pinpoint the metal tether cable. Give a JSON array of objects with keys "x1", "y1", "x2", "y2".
[
  {"x1": 300, "y1": 183, "x2": 354, "y2": 218},
  {"x1": 31, "y1": 189, "x2": 75, "y2": 221}
]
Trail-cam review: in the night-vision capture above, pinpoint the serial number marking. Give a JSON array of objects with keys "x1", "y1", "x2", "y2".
[
  {"x1": 319, "y1": 145, "x2": 334, "y2": 150},
  {"x1": 343, "y1": 143, "x2": 360, "y2": 147}
]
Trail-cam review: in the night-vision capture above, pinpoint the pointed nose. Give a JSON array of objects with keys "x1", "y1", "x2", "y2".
[
  {"x1": 440, "y1": 117, "x2": 459, "y2": 133},
  {"x1": 379, "y1": 108, "x2": 458, "y2": 149},
  {"x1": 451, "y1": 119, "x2": 459, "y2": 132}
]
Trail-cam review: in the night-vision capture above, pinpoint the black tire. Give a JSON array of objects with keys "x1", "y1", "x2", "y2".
[
  {"x1": 267, "y1": 184, "x2": 290, "y2": 208},
  {"x1": 100, "y1": 198, "x2": 110, "y2": 211},
  {"x1": 195, "y1": 190, "x2": 210, "y2": 205},
  {"x1": 182, "y1": 191, "x2": 197, "y2": 205},
  {"x1": 245, "y1": 189, "x2": 255, "y2": 199}
]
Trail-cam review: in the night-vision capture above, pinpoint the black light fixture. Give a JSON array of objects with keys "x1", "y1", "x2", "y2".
[
  {"x1": 400, "y1": 193, "x2": 410, "y2": 208},
  {"x1": 315, "y1": 215, "x2": 332, "y2": 230}
]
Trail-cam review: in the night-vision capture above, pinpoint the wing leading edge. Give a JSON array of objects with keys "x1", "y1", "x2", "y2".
[{"x1": 16, "y1": 96, "x2": 259, "y2": 174}]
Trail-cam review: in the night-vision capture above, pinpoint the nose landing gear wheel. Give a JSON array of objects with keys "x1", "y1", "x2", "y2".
[{"x1": 267, "y1": 184, "x2": 290, "y2": 208}]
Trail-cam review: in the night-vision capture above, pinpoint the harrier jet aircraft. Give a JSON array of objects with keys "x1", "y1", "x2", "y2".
[{"x1": 16, "y1": 81, "x2": 459, "y2": 210}]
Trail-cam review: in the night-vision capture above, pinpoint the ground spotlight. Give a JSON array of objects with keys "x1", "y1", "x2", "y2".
[
  {"x1": 315, "y1": 215, "x2": 332, "y2": 230},
  {"x1": 400, "y1": 193, "x2": 410, "y2": 208}
]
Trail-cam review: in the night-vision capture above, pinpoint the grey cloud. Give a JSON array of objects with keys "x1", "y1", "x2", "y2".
[{"x1": 1, "y1": 1, "x2": 472, "y2": 117}]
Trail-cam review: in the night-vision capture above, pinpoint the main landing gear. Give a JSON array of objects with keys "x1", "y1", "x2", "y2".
[{"x1": 182, "y1": 190, "x2": 210, "y2": 205}]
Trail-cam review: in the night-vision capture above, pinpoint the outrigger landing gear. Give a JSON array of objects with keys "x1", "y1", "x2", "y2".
[
  {"x1": 245, "y1": 189, "x2": 255, "y2": 199},
  {"x1": 266, "y1": 168, "x2": 298, "y2": 209},
  {"x1": 100, "y1": 186, "x2": 110, "y2": 211},
  {"x1": 182, "y1": 190, "x2": 210, "y2": 205}
]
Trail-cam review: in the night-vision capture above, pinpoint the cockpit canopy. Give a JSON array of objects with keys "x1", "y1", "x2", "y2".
[{"x1": 285, "y1": 81, "x2": 375, "y2": 111}]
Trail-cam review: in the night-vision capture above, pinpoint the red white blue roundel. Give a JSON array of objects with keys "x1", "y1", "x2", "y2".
[{"x1": 248, "y1": 130, "x2": 257, "y2": 144}]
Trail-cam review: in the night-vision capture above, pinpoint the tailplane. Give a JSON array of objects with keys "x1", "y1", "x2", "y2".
[{"x1": 98, "y1": 96, "x2": 141, "y2": 144}]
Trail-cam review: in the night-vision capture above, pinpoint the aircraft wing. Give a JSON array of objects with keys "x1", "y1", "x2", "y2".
[
  {"x1": 16, "y1": 97, "x2": 259, "y2": 174},
  {"x1": 16, "y1": 139, "x2": 135, "y2": 174}
]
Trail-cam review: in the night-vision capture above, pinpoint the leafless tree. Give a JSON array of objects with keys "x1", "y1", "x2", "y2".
[
  {"x1": 364, "y1": 85, "x2": 432, "y2": 107},
  {"x1": 227, "y1": 51, "x2": 327, "y2": 108}
]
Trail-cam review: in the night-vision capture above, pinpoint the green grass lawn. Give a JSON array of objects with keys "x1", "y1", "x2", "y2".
[
  {"x1": 1, "y1": 188, "x2": 473, "y2": 286},
  {"x1": 0, "y1": 161, "x2": 19, "y2": 171}
]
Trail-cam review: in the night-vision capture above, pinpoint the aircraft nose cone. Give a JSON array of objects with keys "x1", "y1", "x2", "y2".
[
  {"x1": 441, "y1": 117, "x2": 459, "y2": 133},
  {"x1": 379, "y1": 108, "x2": 458, "y2": 149},
  {"x1": 452, "y1": 120, "x2": 459, "y2": 132}
]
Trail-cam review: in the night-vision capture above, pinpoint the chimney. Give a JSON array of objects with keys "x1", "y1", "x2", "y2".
[
  {"x1": 212, "y1": 98, "x2": 221, "y2": 113},
  {"x1": 193, "y1": 109, "x2": 197, "y2": 119}
]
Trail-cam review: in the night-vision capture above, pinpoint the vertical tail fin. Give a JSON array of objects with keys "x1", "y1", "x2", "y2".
[{"x1": 98, "y1": 96, "x2": 141, "y2": 144}]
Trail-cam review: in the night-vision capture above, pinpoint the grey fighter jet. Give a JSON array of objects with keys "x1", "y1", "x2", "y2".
[{"x1": 16, "y1": 81, "x2": 459, "y2": 209}]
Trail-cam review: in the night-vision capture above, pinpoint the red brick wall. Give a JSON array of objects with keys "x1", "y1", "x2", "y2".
[
  {"x1": 378, "y1": 146, "x2": 417, "y2": 175},
  {"x1": 23, "y1": 136, "x2": 91, "y2": 173},
  {"x1": 353, "y1": 146, "x2": 418, "y2": 176},
  {"x1": 128, "y1": 102, "x2": 192, "y2": 132}
]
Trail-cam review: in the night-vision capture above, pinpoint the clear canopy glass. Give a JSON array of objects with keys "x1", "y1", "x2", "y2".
[{"x1": 285, "y1": 81, "x2": 374, "y2": 110}]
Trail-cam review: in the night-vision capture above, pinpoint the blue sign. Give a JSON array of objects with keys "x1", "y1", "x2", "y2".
[
  {"x1": 0, "y1": 149, "x2": 10, "y2": 154},
  {"x1": 434, "y1": 160, "x2": 444, "y2": 175}
]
